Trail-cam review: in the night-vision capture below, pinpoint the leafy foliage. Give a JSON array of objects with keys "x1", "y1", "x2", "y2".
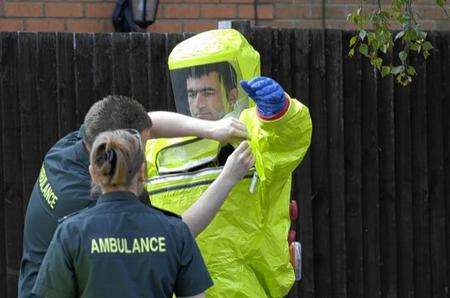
[{"x1": 347, "y1": 0, "x2": 447, "y2": 86}]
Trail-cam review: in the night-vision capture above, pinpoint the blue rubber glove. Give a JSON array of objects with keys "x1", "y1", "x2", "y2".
[{"x1": 240, "y1": 76, "x2": 286, "y2": 117}]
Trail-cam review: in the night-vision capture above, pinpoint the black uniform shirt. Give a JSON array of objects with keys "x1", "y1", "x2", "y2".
[
  {"x1": 32, "y1": 191, "x2": 213, "y2": 298},
  {"x1": 19, "y1": 127, "x2": 94, "y2": 298}
]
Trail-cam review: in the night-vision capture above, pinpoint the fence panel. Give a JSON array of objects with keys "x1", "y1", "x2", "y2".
[
  {"x1": 18, "y1": 32, "x2": 41, "y2": 210},
  {"x1": 130, "y1": 33, "x2": 150, "y2": 109},
  {"x1": 0, "y1": 31, "x2": 8, "y2": 298},
  {"x1": 93, "y1": 33, "x2": 113, "y2": 103},
  {"x1": 148, "y1": 33, "x2": 168, "y2": 111},
  {"x1": 0, "y1": 32, "x2": 23, "y2": 298},
  {"x1": 410, "y1": 46, "x2": 430, "y2": 298},
  {"x1": 0, "y1": 29, "x2": 449, "y2": 298},
  {"x1": 165, "y1": 33, "x2": 184, "y2": 112},
  {"x1": 377, "y1": 50, "x2": 397, "y2": 298},
  {"x1": 310, "y1": 29, "x2": 331, "y2": 298},
  {"x1": 394, "y1": 45, "x2": 414, "y2": 298},
  {"x1": 427, "y1": 32, "x2": 447, "y2": 298},
  {"x1": 361, "y1": 51, "x2": 381, "y2": 298},
  {"x1": 291, "y1": 29, "x2": 314, "y2": 298},
  {"x1": 57, "y1": 33, "x2": 77, "y2": 136},
  {"x1": 37, "y1": 32, "x2": 59, "y2": 155},
  {"x1": 74, "y1": 33, "x2": 95, "y2": 125},
  {"x1": 444, "y1": 31, "x2": 450, "y2": 298},
  {"x1": 342, "y1": 31, "x2": 364, "y2": 298},
  {"x1": 326, "y1": 29, "x2": 347, "y2": 298},
  {"x1": 252, "y1": 27, "x2": 272, "y2": 77},
  {"x1": 112, "y1": 33, "x2": 132, "y2": 97}
]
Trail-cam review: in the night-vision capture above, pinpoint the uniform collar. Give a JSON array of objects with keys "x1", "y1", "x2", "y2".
[{"x1": 97, "y1": 191, "x2": 142, "y2": 205}]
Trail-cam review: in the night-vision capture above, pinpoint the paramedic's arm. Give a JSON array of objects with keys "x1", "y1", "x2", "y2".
[
  {"x1": 32, "y1": 225, "x2": 76, "y2": 298},
  {"x1": 182, "y1": 141, "x2": 254, "y2": 237},
  {"x1": 148, "y1": 112, "x2": 247, "y2": 143}
]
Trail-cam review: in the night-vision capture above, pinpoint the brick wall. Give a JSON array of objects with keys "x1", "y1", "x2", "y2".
[{"x1": 0, "y1": 0, "x2": 449, "y2": 33}]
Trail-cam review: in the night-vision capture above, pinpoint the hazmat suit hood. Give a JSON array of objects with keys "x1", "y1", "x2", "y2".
[{"x1": 168, "y1": 29, "x2": 260, "y2": 120}]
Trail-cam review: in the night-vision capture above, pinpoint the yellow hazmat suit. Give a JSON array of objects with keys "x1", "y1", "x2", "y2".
[{"x1": 146, "y1": 29, "x2": 312, "y2": 297}]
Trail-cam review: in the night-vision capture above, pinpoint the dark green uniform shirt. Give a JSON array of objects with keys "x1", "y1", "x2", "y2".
[
  {"x1": 32, "y1": 191, "x2": 213, "y2": 298},
  {"x1": 19, "y1": 128, "x2": 94, "y2": 298}
]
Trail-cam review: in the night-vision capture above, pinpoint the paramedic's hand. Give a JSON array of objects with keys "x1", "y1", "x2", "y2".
[
  {"x1": 208, "y1": 117, "x2": 248, "y2": 145},
  {"x1": 222, "y1": 141, "x2": 254, "y2": 184},
  {"x1": 240, "y1": 76, "x2": 287, "y2": 117}
]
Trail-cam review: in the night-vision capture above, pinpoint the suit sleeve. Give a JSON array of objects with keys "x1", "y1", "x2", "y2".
[{"x1": 240, "y1": 96, "x2": 312, "y2": 184}]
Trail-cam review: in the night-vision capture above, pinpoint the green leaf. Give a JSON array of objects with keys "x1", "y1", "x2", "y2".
[
  {"x1": 359, "y1": 30, "x2": 367, "y2": 41},
  {"x1": 349, "y1": 48, "x2": 355, "y2": 57},
  {"x1": 381, "y1": 66, "x2": 391, "y2": 77},
  {"x1": 437, "y1": 0, "x2": 445, "y2": 8},
  {"x1": 410, "y1": 43, "x2": 421, "y2": 52},
  {"x1": 381, "y1": 44, "x2": 389, "y2": 54},
  {"x1": 350, "y1": 36, "x2": 358, "y2": 47},
  {"x1": 372, "y1": 57, "x2": 383, "y2": 69},
  {"x1": 359, "y1": 43, "x2": 369, "y2": 56},
  {"x1": 423, "y1": 51, "x2": 431, "y2": 59},
  {"x1": 391, "y1": 65, "x2": 404, "y2": 75},
  {"x1": 399, "y1": 51, "x2": 408, "y2": 63},
  {"x1": 422, "y1": 41, "x2": 433, "y2": 51},
  {"x1": 407, "y1": 66, "x2": 417, "y2": 76}
]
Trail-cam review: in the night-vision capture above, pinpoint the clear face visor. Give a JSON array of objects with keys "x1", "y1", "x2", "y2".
[{"x1": 170, "y1": 61, "x2": 248, "y2": 121}]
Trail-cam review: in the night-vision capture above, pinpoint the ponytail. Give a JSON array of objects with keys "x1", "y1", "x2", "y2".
[{"x1": 90, "y1": 130, "x2": 144, "y2": 189}]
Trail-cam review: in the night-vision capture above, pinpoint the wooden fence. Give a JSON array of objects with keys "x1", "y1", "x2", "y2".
[{"x1": 0, "y1": 28, "x2": 449, "y2": 297}]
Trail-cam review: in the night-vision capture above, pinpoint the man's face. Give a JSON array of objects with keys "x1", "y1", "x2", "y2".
[{"x1": 186, "y1": 72, "x2": 228, "y2": 120}]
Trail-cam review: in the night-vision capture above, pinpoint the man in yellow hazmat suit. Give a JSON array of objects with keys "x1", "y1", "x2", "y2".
[{"x1": 145, "y1": 29, "x2": 312, "y2": 297}]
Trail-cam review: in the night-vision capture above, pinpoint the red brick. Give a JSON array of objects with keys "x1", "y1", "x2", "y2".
[
  {"x1": 310, "y1": 5, "x2": 323, "y2": 19},
  {"x1": 324, "y1": 5, "x2": 353, "y2": 19},
  {"x1": 220, "y1": 0, "x2": 254, "y2": 3},
  {"x1": 421, "y1": 20, "x2": 437, "y2": 30},
  {"x1": 275, "y1": 4, "x2": 309, "y2": 19},
  {"x1": 434, "y1": 20, "x2": 450, "y2": 30},
  {"x1": 238, "y1": 5, "x2": 254, "y2": 19},
  {"x1": 5, "y1": 3, "x2": 43, "y2": 17},
  {"x1": 0, "y1": 19, "x2": 24, "y2": 31},
  {"x1": 67, "y1": 19, "x2": 104, "y2": 32},
  {"x1": 104, "y1": 21, "x2": 116, "y2": 33},
  {"x1": 324, "y1": 19, "x2": 357, "y2": 30},
  {"x1": 187, "y1": 0, "x2": 220, "y2": 2},
  {"x1": 163, "y1": 4, "x2": 200, "y2": 19},
  {"x1": 416, "y1": 6, "x2": 448, "y2": 19},
  {"x1": 25, "y1": 19, "x2": 65, "y2": 32},
  {"x1": 85, "y1": 3, "x2": 115, "y2": 18},
  {"x1": 46, "y1": 3, "x2": 83, "y2": 18},
  {"x1": 258, "y1": 20, "x2": 295, "y2": 28},
  {"x1": 326, "y1": 0, "x2": 361, "y2": 3},
  {"x1": 160, "y1": 0, "x2": 184, "y2": 2},
  {"x1": 257, "y1": 4, "x2": 273, "y2": 19},
  {"x1": 200, "y1": 4, "x2": 237, "y2": 18},
  {"x1": 296, "y1": 19, "x2": 324, "y2": 28},
  {"x1": 152, "y1": 8, "x2": 161, "y2": 20},
  {"x1": 147, "y1": 21, "x2": 182, "y2": 33},
  {"x1": 183, "y1": 20, "x2": 216, "y2": 32}
]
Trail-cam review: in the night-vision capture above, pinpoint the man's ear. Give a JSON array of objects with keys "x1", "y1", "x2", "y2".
[
  {"x1": 228, "y1": 88, "x2": 238, "y2": 104},
  {"x1": 138, "y1": 163, "x2": 146, "y2": 183}
]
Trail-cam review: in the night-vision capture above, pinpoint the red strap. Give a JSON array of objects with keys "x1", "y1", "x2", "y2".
[{"x1": 257, "y1": 98, "x2": 290, "y2": 120}]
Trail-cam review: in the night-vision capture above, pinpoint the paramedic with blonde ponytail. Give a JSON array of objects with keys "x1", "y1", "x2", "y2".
[{"x1": 32, "y1": 130, "x2": 255, "y2": 298}]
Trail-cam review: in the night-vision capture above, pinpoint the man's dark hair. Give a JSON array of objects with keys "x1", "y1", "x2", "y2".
[
  {"x1": 185, "y1": 62, "x2": 237, "y2": 92},
  {"x1": 83, "y1": 95, "x2": 152, "y2": 146}
]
